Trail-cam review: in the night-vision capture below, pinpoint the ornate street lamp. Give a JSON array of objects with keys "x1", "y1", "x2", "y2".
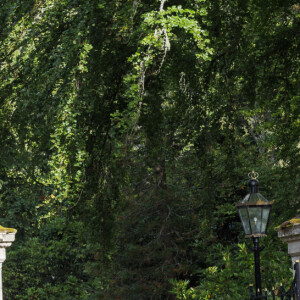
[{"x1": 236, "y1": 171, "x2": 273, "y2": 297}]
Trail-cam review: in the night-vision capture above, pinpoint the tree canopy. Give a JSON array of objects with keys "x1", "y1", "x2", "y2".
[{"x1": 0, "y1": 0, "x2": 299, "y2": 299}]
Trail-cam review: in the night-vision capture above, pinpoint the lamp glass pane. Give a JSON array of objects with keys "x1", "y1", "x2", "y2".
[
  {"x1": 238, "y1": 207, "x2": 251, "y2": 235},
  {"x1": 249, "y1": 207, "x2": 262, "y2": 234},
  {"x1": 261, "y1": 206, "x2": 271, "y2": 233}
]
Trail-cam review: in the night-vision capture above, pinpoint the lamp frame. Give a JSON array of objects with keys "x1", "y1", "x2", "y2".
[{"x1": 237, "y1": 202, "x2": 273, "y2": 238}]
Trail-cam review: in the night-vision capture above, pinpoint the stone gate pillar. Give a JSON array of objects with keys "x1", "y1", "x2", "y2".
[
  {"x1": 277, "y1": 217, "x2": 300, "y2": 267},
  {"x1": 0, "y1": 226, "x2": 17, "y2": 300}
]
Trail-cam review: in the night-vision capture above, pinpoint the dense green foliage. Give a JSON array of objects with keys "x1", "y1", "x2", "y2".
[{"x1": 0, "y1": 0, "x2": 299, "y2": 299}]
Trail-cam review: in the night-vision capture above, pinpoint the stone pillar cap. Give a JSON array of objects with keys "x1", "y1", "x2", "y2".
[
  {"x1": 277, "y1": 217, "x2": 300, "y2": 242},
  {"x1": 0, "y1": 226, "x2": 17, "y2": 248},
  {"x1": 277, "y1": 216, "x2": 300, "y2": 231},
  {"x1": 0, "y1": 226, "x2": 17, "y2": 234}
]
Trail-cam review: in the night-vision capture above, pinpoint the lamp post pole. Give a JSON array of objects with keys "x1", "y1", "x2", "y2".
[{"x1": 253, "y1": 237, "x2": 262, "y2": 297}]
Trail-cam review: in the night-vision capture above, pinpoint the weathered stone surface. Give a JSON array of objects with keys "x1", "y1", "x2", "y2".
[
  {"x1": 0, "y1": 226, "x2": 17, "y2": 300},
  {"x1": 0, "y1": 226, "x2": 17, "y2": 234},
  {"x1": 278, "y1": 216, "x2": 300, "y2": 230},
  {"x1": 0, "y1": 232, "x2": 16, "y2": 247},
  {"x1": 278, "y1": 223, "x2": 300, "y2": 267}
]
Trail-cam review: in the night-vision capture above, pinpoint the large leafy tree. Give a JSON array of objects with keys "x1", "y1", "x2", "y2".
[{"x1": 0, "y1": 0, "x2": 299, "y2": 299}]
